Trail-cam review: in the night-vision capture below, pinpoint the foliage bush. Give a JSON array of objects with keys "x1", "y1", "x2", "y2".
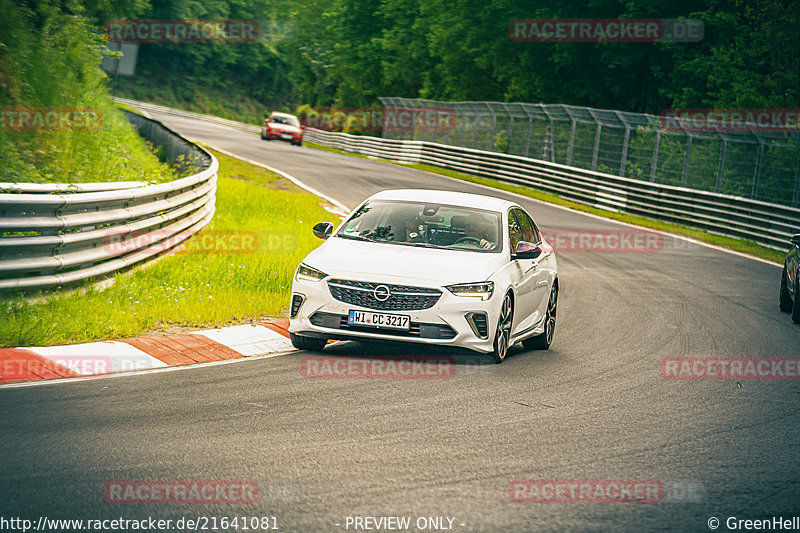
[{"x1": 0, "y1": 1, "x2": 174, "y2": 184}]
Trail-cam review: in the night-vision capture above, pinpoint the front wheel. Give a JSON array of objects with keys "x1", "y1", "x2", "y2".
[
  {"x1": 491, "y1": 292, "x2": 513, "y2": 363},
  {"x1": 780, "y1": 266, "x2": 793, "y2": 312},
  {"x1": 290, "y1": 333, "x2": 327, "y2": 352},
  {"x1": 523, "y1": 283, "x2": 557, "y2": 351}
]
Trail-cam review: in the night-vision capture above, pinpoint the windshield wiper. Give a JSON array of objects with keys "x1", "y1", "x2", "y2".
[
  {"x1": 337, "y1": 234, "x2": 375, "y2": 242},
  {"x1": 398, "y1": 241, "x2": 439, "y2": 249}
]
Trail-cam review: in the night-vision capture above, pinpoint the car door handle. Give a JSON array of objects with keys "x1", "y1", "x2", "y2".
[{"x1": 525, "y1": 252, "x2": 549, "y2": 273}]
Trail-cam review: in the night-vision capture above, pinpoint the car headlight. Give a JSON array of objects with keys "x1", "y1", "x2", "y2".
[
  {"x1": 445, "y1": 281, "x2": 494, "y2": 300},
  {"x1": 296, "y1": 263, "x2": 328, "y2": 282}
]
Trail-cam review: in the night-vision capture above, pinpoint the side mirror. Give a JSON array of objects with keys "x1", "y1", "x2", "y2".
[
  {"x1": 791, "y1": 234, "x2": 800, "y2": 247},
  {"x1": 301, "y1": 125, "x2": 306, "y2": 130},
  {"x1": 313, "y1": 222, "x2": 334, "y2": 240},
  {"x1": 512, "y1": 241, "x2": 542, "y2": 260}
]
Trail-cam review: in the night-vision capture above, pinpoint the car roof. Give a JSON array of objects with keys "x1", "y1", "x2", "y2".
[
  {"x1": 271, "y1": 112, "x2": 298, "y2": 119},
  {"x1": 367, "y1": 189, "x2": 517, "y2": 213}
]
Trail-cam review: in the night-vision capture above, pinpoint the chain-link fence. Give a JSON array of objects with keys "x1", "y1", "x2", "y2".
[{"x1": 379, "y1": 97, "x2": 800, "y2": 207}]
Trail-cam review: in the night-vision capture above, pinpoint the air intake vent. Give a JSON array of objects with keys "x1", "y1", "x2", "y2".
[
  {"x1": 309, "y1": 312, "x2": 456, "y2": 339},
  {"x1": 466, "y1": 312, "x2": 488, "y2": 338},
  {"x1": 290, "y1": 294, "x2": 305, "y2": 318}
]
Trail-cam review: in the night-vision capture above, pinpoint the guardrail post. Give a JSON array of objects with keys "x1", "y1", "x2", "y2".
[
  {"x1": 508, "y1": 116, "x2": 515, "y2": 154},
  {"x1": 488, "y1": 104, "x2": 497, "y2": 152},
  {"x1": 566, "y1": 119, "x2": 576, "y2": 166},
  {"x1": 620, "y1": 126, "x2": 631, "y2": 177},
  {"x1": 413, "y1": 106, "x2": 422, "y2": 142},
  {"x1": 542, "y1": 119, "x2": 550, "y2": 160},
  {"x1": 591, "y1": 123, "x2": 602, "y2": 171},
  {"x1": 716, "y1": 139, "x2": 727, "y2": 193},
  {"x1": 650, "y1": 129, "x2": 661, "y2": 182},
  {"x1": 524, "y1": 118, "x2": 533, "y2": 158},
  {"x1": 751, "y1": 140, "x2": 765, "y2": 199},
  {"x1": 682, "y1": 134, "x2": 692, "y2": 187}
]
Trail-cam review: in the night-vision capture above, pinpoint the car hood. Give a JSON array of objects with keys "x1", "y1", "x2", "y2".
[
  {"x1": 303, "y1": 237, "x2": 506, "y2": 286},
  {"x1": 268, "y1": 123, "x2": 302, "y2": 134}
]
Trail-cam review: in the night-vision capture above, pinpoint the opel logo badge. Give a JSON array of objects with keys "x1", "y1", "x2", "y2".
[{"x1": 373, "y1": 285, "x2": 391, "y2": 301}]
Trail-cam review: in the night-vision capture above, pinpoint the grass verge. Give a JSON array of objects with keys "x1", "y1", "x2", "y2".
[
  {"x1": 0, "y1": 148, "x2": 338, "y2": 348},
  {"x1": 304, "y1": 142, "x2": 786, "y2": 264},
  {"x1": 0, "y1": 2, "x2": 178, "y2": 185},
  {"x1": 115, "y1": 80, "x2": 272, "y2": 126},
  {"x1": 114, "y1": 102, "x2": 143, "y2": 115}
]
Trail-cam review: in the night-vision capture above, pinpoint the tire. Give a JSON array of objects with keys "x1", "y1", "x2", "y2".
[
  {"x1": 793, "y1": 270, "x2": 800, "y2": 324},
  {"x1": 260, "y1": 130, "x2": 266, "y2": 140},
  {"x1": 523, "y1": 283, "x2": 558, "y2": 351},
  {"x1": 290, "y1": 333, "x2": 327, "y2": 352},
  {"x1": 780, "y1": 265, "x2": 793, "y2": 312},
  {"x1": 491, "y1": 292, "x2": 513, "y2": 363}
]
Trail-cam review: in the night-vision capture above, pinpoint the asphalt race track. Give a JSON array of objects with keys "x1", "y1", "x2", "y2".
[{"x1": 2, "y1": 109, "x2": 799, "y2": 532}]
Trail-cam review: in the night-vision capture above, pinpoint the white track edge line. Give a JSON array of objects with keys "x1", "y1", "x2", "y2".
[{"x1": 192, "y1": 143, "x2": 351, "y2": 214}]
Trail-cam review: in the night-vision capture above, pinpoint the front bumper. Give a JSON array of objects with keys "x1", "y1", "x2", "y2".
[
  {"x1": 289, "y1": 277, "x2": 499, "y2": 353},
  {"x1": 264, "y1": 129, "x2": 302, "y2": 142}
]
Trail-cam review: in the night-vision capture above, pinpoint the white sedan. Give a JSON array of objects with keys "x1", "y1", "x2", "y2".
[{"x1": 288, "y1": 189, "x2": 558, "y2": 363}]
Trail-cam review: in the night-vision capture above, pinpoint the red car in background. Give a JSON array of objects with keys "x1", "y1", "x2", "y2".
[{"x1": 261, "y1": 112, "x2": 304, "y2": 145}]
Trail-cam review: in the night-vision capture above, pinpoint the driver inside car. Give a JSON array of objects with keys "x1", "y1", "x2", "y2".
[{"x1": 453, "y1": 214, "x2": 495, "y2": 249}]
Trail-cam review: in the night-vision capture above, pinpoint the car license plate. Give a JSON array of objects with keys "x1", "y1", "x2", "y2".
[
  {"x1": 280, "y1": 133, "x2": 291, "y2": 140},
  {"x1": 348, "y1": 310, "x2": 410, "y2": 330}
]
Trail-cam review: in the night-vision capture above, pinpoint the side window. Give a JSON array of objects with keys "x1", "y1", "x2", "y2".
[
  {"x1": 518, "y1": 209, "x2": 541, "y2": 245},
  {"x1": 512, "y1": 208, "x2": 535, "y2": 244},
  {"x1": 508, "y1": 210, "x2": 523, "y2": 252}
]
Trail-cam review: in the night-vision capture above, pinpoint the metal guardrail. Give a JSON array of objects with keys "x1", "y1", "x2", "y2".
[
  {"x1": 380, "y1": 97, "x2": 800, "y2": 209},
  {"x1": 0, "y1": 110, "x2": 217, "y2": 291},
  {"x1": 304, "y1": 128, "x2": 800, "y2": 250},
  {"x1": 0, "y1": 182, "x2": 148, "y2": 194},
  {"x1": 110, "y1": 98, "x2": 799, "y2": 250},
  {"x1": 114, "y1": 97, "x2": 261, "y2": 135}
]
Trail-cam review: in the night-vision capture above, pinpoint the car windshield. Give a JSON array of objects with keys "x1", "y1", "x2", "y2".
[
  {"x1": 336, "y1": 200, "x2": 502, "y2": 252},
  {"x1": 271, "y1": 115, "x2": 300, "y2": 127}
]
